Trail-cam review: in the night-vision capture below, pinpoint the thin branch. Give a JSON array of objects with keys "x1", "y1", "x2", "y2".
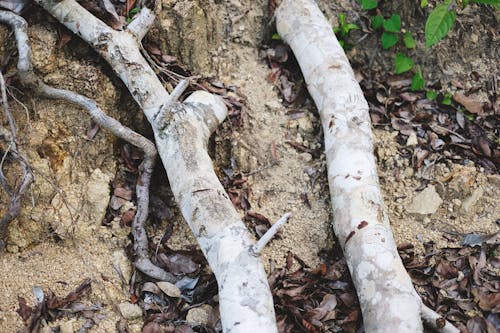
[
  {"x1": 421, "y1": 304, "x2": 460, "y2": 333},
  {"x1": 0, "y1": 70, "x2": 34, "y2": 250},
  {"x1": 0, "y1": 11, "x2": 175, "y2": 282},
  {"x1": 252, "y1": 212, "x2": 292, "y2": 255}
]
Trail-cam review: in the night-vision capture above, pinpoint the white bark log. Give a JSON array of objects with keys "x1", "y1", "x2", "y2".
[
  {"x1": 33, "y1": 1, "x2": 278, "y2": 331},
  {"x1": 276, "y1": 1, "x2": 423, "y2": 332}
]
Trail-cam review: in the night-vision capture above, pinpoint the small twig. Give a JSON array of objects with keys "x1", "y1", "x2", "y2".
[
  {"x1": 251, "y1": 212, "x2": 292, "y2": 255},
  {"x1": 243, "y1": 163, "x2": 277, "y2": 177},
  {"x1": 430, "y1": 124, "x2": 467, "y2": 142},
  {"x1": 421, "y1": 304, "x2": 460, "y2": 333}
]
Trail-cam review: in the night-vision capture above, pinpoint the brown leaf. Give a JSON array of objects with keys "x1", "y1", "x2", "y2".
[
  {"x1": 246, "y1": 211, "x2": 270, "y2": 223},
  {"x1": 467, "y1": 316, "x2": 487, "y2": 333},
  {"x1": 120, "y1": 209, "x2": 135, "y2": 227},
  {"x1": 453, "y1": 93, "x2": 483, "y2": 114},
  {"x1": 142, "y1": 322, "x2": 162, "y2": 333},
  {"x1": 158, "y1": 253, "x2": 199, "y2": 275},
  {"x1": 309, "y1": 294, "x2": 337, "y2": 321},
  {"x1": 175, "y1": 324, "x2": 194, "y2": 333},
  {"x1": 47, "y1": 278, "x2": 91, "y2": 309},
  {"x1": 114, "y1": 187, "x2": 133, "y2": 201},
  {"x1": 16, "y1": 296, "x2": 32, "y2": 322}
]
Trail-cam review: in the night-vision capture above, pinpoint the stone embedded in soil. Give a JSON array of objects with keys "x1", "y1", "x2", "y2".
[
  {"x1": 118, "y1": 302, "x2": 143, "y2": 319},
  {"x1": 112, "y1": 250, "x2": 132, "y2": 283},
  {"x1": 461, "y1": 187, "x2": 484, "y2": 213},
  {"x1": 156, "y1": 281, "x2": 181, "y2": 298},
  {"x1": 406, "y1": 132, "x2": 418, "y2": 146},
  {"x1": 406, "y1": 185, "x2": 443, "y2": 215},
  {"x1": 186, "y1": 304, "x2": 214, "y2": 327}
]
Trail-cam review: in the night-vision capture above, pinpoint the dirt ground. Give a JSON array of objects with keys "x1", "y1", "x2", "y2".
[{"x1": 0, "y1": 1, "x2": 498, "y2": 332}]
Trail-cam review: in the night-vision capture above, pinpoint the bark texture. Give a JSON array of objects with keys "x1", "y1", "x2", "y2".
[
  {"x1": 33, "y1": 1, "x2": 278, "y2": 331},
  {"x1": 276, "y1": 1, "x2": 423, "y2": 332}
]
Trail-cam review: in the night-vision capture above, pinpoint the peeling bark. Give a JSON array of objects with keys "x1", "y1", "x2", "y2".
[{"x1": 276, "y1": 0, "x2": 423, "y2": 332}]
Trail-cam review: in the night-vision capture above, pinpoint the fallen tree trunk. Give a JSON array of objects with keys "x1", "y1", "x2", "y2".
[
  {"x1": 276, "y1": 0, "x2": 423, "y2": 331},
  {"x1": 27, "y1": 1, "x2": 278, "y2": 332}
]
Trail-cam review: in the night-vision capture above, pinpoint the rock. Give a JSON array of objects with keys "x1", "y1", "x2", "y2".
[
  {"x1": 448, "y1": 164, "x2": 477, "y2": 197},
  {"x1": 461, "y1": 187, "x2": 484, "y2": 213},
  {"x1": 265, "y1": 100, "x2": 282, "y2": 112},
  {"x1": 118, "y1": 302, "x2": 142, "y2": 319},
  {"x1": 186, "y1": 304, "x2": 213, "y2": 326},
  {"x1": 109, "y1": 195, "x2": 128, "y2": 210},
  {"x1": 297, "y1": 115, "x2": 314, "y2": 134},
  {"x1": 60, "y1": 319, "x2": 75, "y2": 333},
  {"x1": 85, "y1": 169, "x2": 112, "y2": 224},
  {"x1": 157, "y1": 281, "x2": 181, "y2": 298},
  {"x1": 404, "y1": 167, "x2": 414, "y2": 178},
  {"x1": 406, "y1": 132, "x2": 418, "y2": 146},
  {"x1": 406, "y1": 185, "x2": 443, "y2": 215},
  {"x1": 112, "y1": 250, "x2": 132, "y2": 283}
]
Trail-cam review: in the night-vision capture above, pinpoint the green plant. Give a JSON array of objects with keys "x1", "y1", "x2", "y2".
[
  {"x1": 442, "y1": 91, "x2": 452, "y2": 105},
  {"x1": 426, "y1": 90, "x2": 438, "y2": 100},
  {"x1": 333, "y1": 13, "x2": 360, "y2": 48},
  {"x1": 394, "y1": 53, "x2": 414, "y2": 74},
  {"x1": 424, "y1": 0, "x2": 500, "y2": 47},
  {"x1": 127, "y1": 7, "x2": 141, "y2": 23},
  {"x1": 411, "y1": 67, "x2": 425, "y2": 91},
  {"x1": 358, "y1": 0, "x2": 378, "y2": 10}
]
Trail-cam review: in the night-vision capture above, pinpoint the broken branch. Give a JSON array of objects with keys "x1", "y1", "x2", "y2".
[{"x1": 252, "y1": 212, "x2": 292, "y2": 255}]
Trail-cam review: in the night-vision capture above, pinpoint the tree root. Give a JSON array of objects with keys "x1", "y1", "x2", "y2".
[
  {"x1": 25, "y1": 1, "x2": 279, "y2": 331},
  {"x1": 0, "y1": 70, "x2": 34, "y2": 250},
  {"x1": 276, "y1": 1, "x2": 460, "y2": 332},
  {"x1": 0, "y1": 10, "x2": 175, "y2": 282}
]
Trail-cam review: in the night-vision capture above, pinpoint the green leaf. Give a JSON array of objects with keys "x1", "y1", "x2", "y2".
[
  {"x1": 381, "y1": 32, "x2": 399, "y2": 49},
  {"x1": 426, "y1": 90, "x2": 438, "y2": 100},
  {"x1": 360, "y1": 0, "x2": 378, "y2": 10},
  {"x1": 394, "y1": 53, "x2": 414, "y2": 74},
  {"x1": 271, "y1": 33, "x2": 281, "y2": 40},
  {"x1": 345, "y1": 23, "x2": 360, "y2": 31},
  {"x1": 129, "y1": 7, "x2": 140, "y2": 15},
  {"x1": 470, "y1": 0, "x2": 500, "y2": 4},
  {"x1": 411, "y1": 69, "x2": 425, "y2": 91},
  {"x1": 425, "y1": 4, "x2": 456, "y2": 47},
  {"x1": 403, "y1": 31, "x2": 416, "y2": 48},
  {"x1": 371, "y1": 15, "x2": 384, "y2": 30},
  {"x1": 383, "y1": 14, "x2": 401, "y2": 33},
  {"x1": 421, "y1": 0, "x2": 428, "y2": 7},
  {"x1": 442, "y1": 92, "x2": 452, "y2": 105}
]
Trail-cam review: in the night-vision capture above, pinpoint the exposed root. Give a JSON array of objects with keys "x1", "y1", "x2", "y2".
[
  {"x1": 0, "y1": 10, "x2": 174, "y2": 282},
  {"x1": 0, "y1": 70, "x2": 34, "y2": 250},
  {"x1": 22, "y1": 1, "x2": 279, "y2": 330}
]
